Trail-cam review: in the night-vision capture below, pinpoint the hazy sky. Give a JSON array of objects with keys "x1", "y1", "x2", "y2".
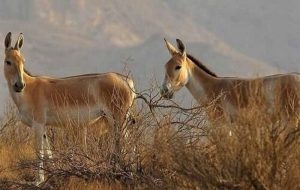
[{"x1": 0, "y1": 0, "x2": 299, "y2": 114}]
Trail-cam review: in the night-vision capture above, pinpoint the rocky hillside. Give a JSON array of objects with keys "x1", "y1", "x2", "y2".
[{"x1": 0, "y1": 0, "x2": 298, "y2": 113}]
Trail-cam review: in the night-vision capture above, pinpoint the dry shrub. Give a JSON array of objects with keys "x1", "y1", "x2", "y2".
[
  {"x1": 0, "y1": 104, "x2": 36, "y2": 189},
  {"x1": 0, "y1": 88, "x2": 299, "y2": 190},
  {"x1": 168, "y1": 91, "x2": 300, "y2": 190}
]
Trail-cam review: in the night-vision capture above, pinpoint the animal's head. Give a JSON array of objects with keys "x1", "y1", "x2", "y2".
[
  {"x1": 160, "y1": 39, "x2": 189, "y2": 99},
  {"x1": 4, "y1": 32, "x2": 26, "y2": 93}
]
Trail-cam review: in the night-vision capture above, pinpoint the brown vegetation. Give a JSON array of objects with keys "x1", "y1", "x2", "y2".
[{"x1": 0, "y1": 87, "x2": 299, "y2": 190}]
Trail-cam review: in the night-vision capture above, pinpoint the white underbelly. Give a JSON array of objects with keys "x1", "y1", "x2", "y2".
[{"x1": 46, "y1": 106, "x2": 106, "y2": 126}]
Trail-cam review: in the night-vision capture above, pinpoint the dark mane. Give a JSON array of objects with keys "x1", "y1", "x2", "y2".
[
  {"x1": 186, "y1": 54, "x2": 217, "y2": 77},
  {"x1": 24, "y1": 68, "x2": 35, "y2": 77},
  {"x1": 176, "y1": 39, "x2": 217, "y2": 77}
]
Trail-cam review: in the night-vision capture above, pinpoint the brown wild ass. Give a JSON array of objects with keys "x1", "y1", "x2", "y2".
[
  {"x1": 161, "y1": 38, "x2": 300, "y2": 125},
  {"x1": 3, "y1": 32, "x2": 136, "y2": 185}
]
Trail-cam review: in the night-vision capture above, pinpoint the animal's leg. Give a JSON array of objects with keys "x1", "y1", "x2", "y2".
[
  {"x1": 122, "y1": 112, "x2": 131, "y2": 139},
  {"x1": 222, "y1": 101, "x2": 236, "y2": 136},
  {"x1": 115, "y1": 118, "x2": 123, "y2": 163},
  {"x1": 123, "y1": 110, "x2": 139, "y2": 171},
  {"x1": 105, "y1": 113, "x2": 122, "y2": 166},
  {"x1": 228, "y1": 115, "x2": 234, "y2": 137},
  {"x1": 43, "y1": 133, "x2": 53, "y2": 159},
  {"x1": 33, "y1": 123, "x2": 45, "y2": 186},
  {"x1": 122, "y1": 107, "x2": 137, "y2": 145},
  {"x1": 83, "y1": 126, "x2": 87, "y2": 152}
]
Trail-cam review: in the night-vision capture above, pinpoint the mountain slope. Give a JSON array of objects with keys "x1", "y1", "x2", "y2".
[{"x1": 0, "y1": 0, "x2": 294, "y2": 113}]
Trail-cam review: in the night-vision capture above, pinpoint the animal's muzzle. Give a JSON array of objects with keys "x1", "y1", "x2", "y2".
[
  {"x1": 13, "y1": 82, "x2": 25, "y2": 92},
  {"x1": 160, "y1": 86, "x2": 174, "y2": 99}
]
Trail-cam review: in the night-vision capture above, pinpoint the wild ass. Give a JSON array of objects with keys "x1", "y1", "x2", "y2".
[
  {"x1": 160, "y1": 38, "x2": 300, "y2": 125},
  {"x1": 3, "y1": 32, "x2": 136, "y2": 185}
]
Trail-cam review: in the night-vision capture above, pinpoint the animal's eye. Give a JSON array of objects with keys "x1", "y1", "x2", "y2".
[
  {"x1": 5, "y1": 61, "x2": 11, "y2": 65},
  {"x1": 175, "y1": 65, "x2": 181, "y2": 70}
]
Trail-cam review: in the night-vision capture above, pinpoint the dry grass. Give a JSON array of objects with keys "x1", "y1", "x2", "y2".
[{"x1": 0, "y1": 89, "x2": 300, "y2": 190}]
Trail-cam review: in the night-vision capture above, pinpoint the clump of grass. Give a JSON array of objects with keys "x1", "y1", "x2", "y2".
[{"x1": 0, "y1": 89, "x2": 299, "y2": 190}]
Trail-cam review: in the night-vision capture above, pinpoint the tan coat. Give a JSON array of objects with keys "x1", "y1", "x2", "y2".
[
  {"x1": 4, "y1": 32, "x2": 136, "y2": 185},
  {"x1": 161, "y1": 39, "x2": 300, "y2": 122}
]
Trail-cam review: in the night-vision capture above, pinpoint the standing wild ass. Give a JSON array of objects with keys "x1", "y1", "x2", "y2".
[
  {"x1": 3, "y1": 32, "x2": 136, "y2": 185},
  {"x1": 160, "y1": 38, "x2": 300, "y2": 124}
]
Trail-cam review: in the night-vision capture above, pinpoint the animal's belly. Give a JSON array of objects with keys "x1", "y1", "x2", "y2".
[{"x1": 46, "y1": 106, "x2": 105, "y2": 126}]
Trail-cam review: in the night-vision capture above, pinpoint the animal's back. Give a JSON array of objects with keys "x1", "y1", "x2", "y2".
[
  {"x1": 41, "y1": 72, "x2": 135, "y2": 125},
  {"x1": 207, "y1": 73, "x2": 300, "y2": 120}
]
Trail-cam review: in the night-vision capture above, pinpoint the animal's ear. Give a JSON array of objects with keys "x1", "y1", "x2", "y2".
[
  {"x1": 176, "y1": 38, "x2": 186, "y2": 59},
  {"x1": 4, "y1": 32, "x2": 12, "y2": 50},
  {"x1": 164, "y1": 38, "x2": 178, "y2": 56},
  {"x1": 14, "y1": 33, "x2": 24, "y2": 50}
]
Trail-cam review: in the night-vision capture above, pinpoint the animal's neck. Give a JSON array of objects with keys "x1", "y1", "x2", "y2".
[
  {"x1": 185, "y1": 60, "x2": 217, "y2": 103},
  {"x1": 21, "y1": 69, "x2": 36, "y2": 91},
  {"x1": 23, "y1": 69, "x2": 35, "y2": 82}
]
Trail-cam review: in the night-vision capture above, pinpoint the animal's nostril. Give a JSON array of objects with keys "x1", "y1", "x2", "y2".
[
  {"x1": 14, "y1": 82, "x2": 25, "y2": 91},
  {"x1": 160, "y1": 88, "x2": 166, "y2": 95}
]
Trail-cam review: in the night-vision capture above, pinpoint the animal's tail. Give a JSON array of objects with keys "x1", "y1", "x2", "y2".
[
  {"x1": 126, "y1": 78, "x2": 136, "y2": 101},
  {"x1": 125, "y1": 77, "x2": 137, "y2": 124}
]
